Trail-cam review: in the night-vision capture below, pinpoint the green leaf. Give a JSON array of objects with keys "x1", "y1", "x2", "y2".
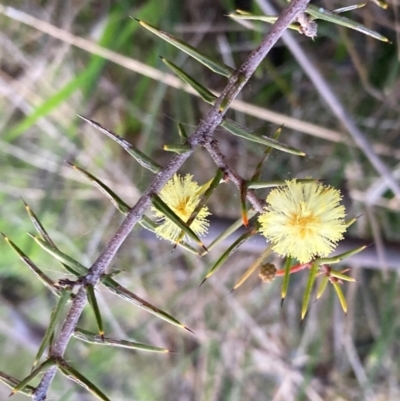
[
  {"x1": 306, "y1": 4, "x2": 390, "y2": 42},
  {"x1": 22, "y1": 200, "x2": 56, "y2": 246},
  {"x1": 2, "y1": 234, "x2": 61, "y2": 297},
  {"x1": 221, "y1": 119, "x2": 305, "y2": 156},
  {"x1": 162, "y1": 143, "x2": 192, "y2": 153},
  {"x1": 247, "y1": 178, "x2": 316, "y2": 189},
  {"x1": 11, "y1": 358, "x2": 56, "y2": 395},
  {"x1": 23, "y1": 202, "x2": 92, "y2": 276},
  {"x1": 161, "y1": 57, "x2": 217, "y2": 104},
  {"x1": 28, "y1": 234, "x2": 87, "y2": 276},
  {"x1": 0, "y1": 371, "x2": 35, "y2": 396},
  {"x1": 68, "y1": 162, "x2": 131, "y2": 215},
  {"x1": 232, "y1": 246, "x2": 273, "y2": 290},
  {"x1": 66, "y1": 163, "x2": 199, "y2": 255},
  {"x1": 101, "y1": 277, "x2": 192, "y2": 332},
  {"x1": 240, "y1": 182, "x2": 248, "y2": 227},
  {"x1": 140, "y1": 216, "x2": 200, "y2": 255},
  {"x1": 87, "y1": 285, "x2": 104, "y2": 339},
  {"x1": 29, "y1": 235, "x2": 192, "y2": 331},
  {"x1": 370, "y1": 0, "x2": 388, "y2": 9},
  {"x1": 332, "y1": 4, "x2": 367, "y2": 13},
  {"x1": 332, "y1": 282, "x2": 347, "y2": 313},
  {"x1": 137, "y1": 19, "x2": 234, "y2": 77},
  {"x1": 301, "y1": 262, "x2": 319, "y2": 320},
  {"x1": 228, "y1": 10, "x2": 300, "y2": 32},
  {"x1": 229, "y1": 6, "x2": 389, "y2": 42},
  {"x1": 33, "y1": 289, "x2": 72, "y2": 367},
  {"x1": 204, "y1": 211, "x2": 256, "y2": 254},
  {"x1": 151, "y1": 194, "x2": 207, "y2": 251},
  {"x1": 315, "y1": 245, "x2": 366, "y2": 265},
  {"x1": 316, "y1": 276, "x2": 329, "y2": 300},
  {"x1": 251, "y1": 126, "x2": 282, "y2": 182},
  {"x1": 57, "y1": 359, "x2": 111, "y2": 401},
  {"x1": 74, "y1": 328, "x2": 170, "y2": 353},
  {"x1": 177, "y1": 122, "x2": 188, "y2": 140},
  {"x1": 175, "y1": 169, "x2": 223, "y2": 246},
  {"x1": 281, "y1": 257, "x2": 293, "y2": 303},
  {"x1": 329, "y1": 270, "x2": 356, "y2": 282},
  {"x1": 201, "y1": 228, "x2": 257, "y2": 284},
  {"x1": 78, "y1": 115, "x2": 161, "y2": 173}
]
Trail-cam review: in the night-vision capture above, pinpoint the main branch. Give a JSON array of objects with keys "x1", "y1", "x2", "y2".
[{"x1": 33, "y1": 1, "x2": 310, "y2": 399}]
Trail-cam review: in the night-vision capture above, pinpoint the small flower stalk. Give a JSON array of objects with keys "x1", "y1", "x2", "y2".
[
  {"x1": 258, "y1": 179, "x2": 347, "y2": 264},
  {"x1": 152, "y1": 174, "x2": 210, "y2": 243}
]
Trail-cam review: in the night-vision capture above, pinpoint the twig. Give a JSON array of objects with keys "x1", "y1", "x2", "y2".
[{"x1": 31, "y1": 1, "x2": 310, "y2": 399}]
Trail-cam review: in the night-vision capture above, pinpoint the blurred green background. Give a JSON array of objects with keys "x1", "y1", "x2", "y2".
[{"x1": 1, "y1": 0, "x2": 400, "y2": 400}]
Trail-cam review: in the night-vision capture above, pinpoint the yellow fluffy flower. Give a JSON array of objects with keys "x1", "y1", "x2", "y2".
[
  {"x1": 153, "y1": 174, "x2": 210, "y2": 243},
  {"x1": 258, "y1": 180, "x2": 347, "y2": 264}
]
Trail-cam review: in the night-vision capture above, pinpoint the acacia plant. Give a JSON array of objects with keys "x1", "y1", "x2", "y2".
[{"x1": 0, "y1": 1, "x2": 392, "y2": 400}]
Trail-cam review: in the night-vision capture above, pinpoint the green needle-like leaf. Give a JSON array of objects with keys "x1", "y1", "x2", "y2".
[
  {"x1": 33, "y1": 289, "x2": 72, "y2": 368},
  {"x1": 161, "y1": 57, "x2": 217, "y2": 104},
  {"x1": 251, "y1": 126, "x2": 282, "y2": 182},
  {"x1": 28, "y1": 234, "x2": 87, "y2": 276},
  {"x1": 204, "y1": 212, "x2": 256, "y2": 254},
  {"x1": 248, "y1": 178, "x2": 316, "y2": 189},
  {"x1": 315, "y1": 245, "x2": 366, "y2": 265},
  {"x1": 175, "y1": 169, "x2": 223, "y2": 246},
  {"x1": 74, "y1": 328, "x2": 170, "y2": 353},
  {"x1": 316, "y1": 276, "x2": 329, "y2": 300},
  {"x1": 332, "y1": 4, "x2": 366, "y2": 13},
  {"x1": 22, "y1": 200, "x2": 56, "y2": 246},
  {"x1": 370, "y1": 0, "x2": 388, "y2": 8},
  {"x1": 162, "y1": 143, "x2": 192, "y2": 153},
  {"x1": 232, "y1": 246, "x2": 273, "y2": 290},
  {"x1": 138, "y1": 19, "x2": 234, "y2": 77},
  {"x1": 345, "y1": 217, "x2": 357, "y2": 228},
  {"x1": 151, "y1": 194, "x2": 207, "y2": 251},
  {"x1": 78, "y1": 115, "x2": 161, "y2": 173},
  {"x1": 329, "y1": 271, "x2": 356, "y2": 282},
  {"x1": 228, "y1": 10, "x2": 300, "y2": 31},
  {"x1": 68, "y1": 162, "x2": 131, "y2": 214},
  {"x1": 221, "y1": 119, "x2": 305, "y2": 156},
  {"x1": 57, "y1": 359, "x2": 111, "y2": 401},
  {"x1": 2, "y1": 234, "x2": 61, "y2": 297},
  {"x1": 140, "y1": 216, "x2": 199, "y2": 255},
  {"x1": 67, "y1": 163, "x2": 198, "y2": 254},
  {"x1": 11, "y1": 358, "x2": 56, "y2": 395},
  {"x1": 101, "y1": 277, "x2": 191, "y2": 332},
  {"x1": 29, "y1": 230, "x2": 191, "y2": 331},
  {"x1": 177, "y1": 122, "x2": 188, "y2": 140},
  {"x1": 332, "y1": 282, "x2": 348, "y2": 313},
  {"x1": 24, "y1": 203, "x2": 91, "y2": 276},
  {"x1": 0, "y1": 371, "x2": 35, "y2": 396},
  {"x1": 240, "y1": 182, "x2": 248, "y2": 227},
  {"x1": 87, "y1": 285, "x2": 104, "y2": 339},
  {"x1": 281, "y1": 257, "x2": 293, "y2": 303},
  {"x1": 301, "y1": 262, "x2": 319, "y2": 320},
  {"x1": 202, "y1": 228, "x2": 257, "y2": 284},
  {"x1": 306, "y1": 4, "x2": 390, "y2": 42}
]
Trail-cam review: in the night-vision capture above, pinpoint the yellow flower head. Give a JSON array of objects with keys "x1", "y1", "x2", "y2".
[
  {"x1": 258, "y1": 180, "x2": 347, "y2": 264},
  {"x1": 153, "y1": 174, "x2": 210, "y2": 243}
]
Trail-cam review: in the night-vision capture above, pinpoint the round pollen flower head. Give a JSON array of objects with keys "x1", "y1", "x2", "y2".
[
  {"x1": 152, "y1": 174, "x2": 210, "y2": 243},
  {"x1": 258, "y1": 179, "x2": 347, "y2": 264}
]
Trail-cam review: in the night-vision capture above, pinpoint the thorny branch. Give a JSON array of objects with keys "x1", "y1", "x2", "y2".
[{"x1": 30, "y1": 1, "x2": 311, "y2": 399}]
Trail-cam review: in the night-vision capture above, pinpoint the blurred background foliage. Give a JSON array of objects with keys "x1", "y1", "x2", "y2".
[{"x1": 1, "y1": 0, "x2": 400, "y2": 400}]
